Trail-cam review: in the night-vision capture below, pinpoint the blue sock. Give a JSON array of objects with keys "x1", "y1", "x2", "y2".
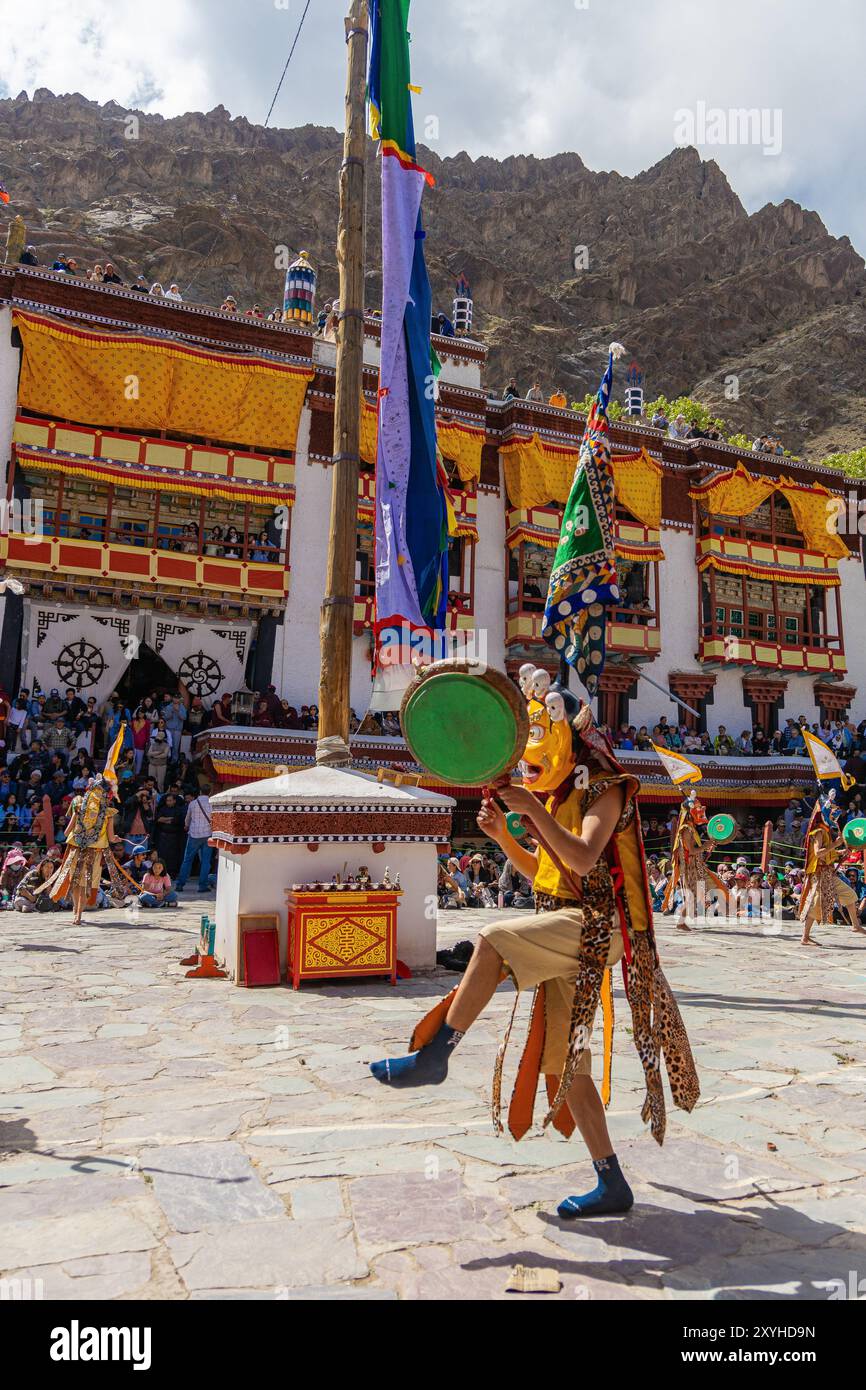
[
  {"x1": 557, "y1": 1154, "x2": 634, "y2": 1218},
  {"x1": 370, "y1": 1022, "x2": 462, "y2": 1088}
]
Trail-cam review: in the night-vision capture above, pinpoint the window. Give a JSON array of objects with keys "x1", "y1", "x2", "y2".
[
  {"x1": 355, "y1": 522, "x2": 374, "y2": 599},
  {"x1": 506, "y1": 541, "x2": 552, "y2": 614},
  {"x1": 699, "y1": 492, "x2": 805, "y2": 549},
  {"x1": 43, "y1": 509, "x2": 70, "y2": 538},
  {"x1": 702, "y1": 571, "x2": 843, "y2": 661},
  {"x1": 447, "y1": 534, "x2": 475, "y2": 616}
]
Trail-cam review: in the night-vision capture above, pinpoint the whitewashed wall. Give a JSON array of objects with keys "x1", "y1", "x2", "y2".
[
  {"x1": 473, "y1": 485, "x2": 506, "y2": 673},
  {"x1": 274, "y1": 404, "x2": 332, "y2": 710}
]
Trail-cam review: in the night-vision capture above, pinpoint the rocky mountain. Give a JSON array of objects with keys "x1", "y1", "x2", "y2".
[{"x1": 2, "y1": 89, "x2": 865, "y2": 458}]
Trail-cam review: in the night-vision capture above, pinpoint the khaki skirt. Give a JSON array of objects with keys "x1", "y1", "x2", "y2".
[{"x1": 479, "y1": 907, "x2": 624, "y2": 1075}]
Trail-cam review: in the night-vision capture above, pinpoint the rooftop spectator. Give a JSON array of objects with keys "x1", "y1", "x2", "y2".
[
  {"x1": 548, "y1": 387, "x2": 567, "y2": 408},
  {"x1": 668, "y1": 413, "x2": 690, "y2": 440},
  {"x1": 103, "y1": 263, "x2": 123, "y2": 285},
  {"x1": 502, "y1": 377, "x2": 519, "y2": 401},
  {"x1": 651, "y1": 408, "x2": 669, "y2": 430},
  {"x1": 164, "y1": 283, "x2": 183, "y2": 301},
  {"x1": 525, "y1": 381, "x2": 544, "y2": 402},
  {"x1": 20, "y1": 245, "x2": 38, "y2": 266},
  {"x1": 150, "y1": 282, "x2": 165, "y2": 297}
]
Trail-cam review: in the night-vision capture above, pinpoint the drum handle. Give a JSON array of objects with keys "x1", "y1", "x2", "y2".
[{"x1": 488, "y1": 784, "x2": 583, "y2": 902}]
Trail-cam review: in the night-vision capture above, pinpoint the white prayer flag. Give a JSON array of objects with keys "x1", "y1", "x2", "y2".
[
  {"x1": 652, "y1": 743, "x2": 702, "y2": 785},
  {"x1": 802, "y1": 729, "x2": 854, "y2": 789}
]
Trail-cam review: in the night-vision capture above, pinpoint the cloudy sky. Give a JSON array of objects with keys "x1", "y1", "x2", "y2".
[{"x1": 3, "y1": 0, "x2": 865, "y2": 254}]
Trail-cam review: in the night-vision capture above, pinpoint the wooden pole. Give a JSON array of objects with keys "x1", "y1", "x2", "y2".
[{"x1": 317, "y1": 0, "x2": 369, "y2": 765}]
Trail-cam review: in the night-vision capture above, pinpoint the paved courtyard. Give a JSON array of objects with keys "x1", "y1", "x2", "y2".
[{"x1": 1, "y1": 898, "x2": 864, "y2": 1301}]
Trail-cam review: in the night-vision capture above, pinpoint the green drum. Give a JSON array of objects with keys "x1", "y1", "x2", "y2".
[
  {"x1": 842, "y1": 817, "x2": 866, "y2": 848},
  {"x1": 707, "y1": 813, "x2": 736, "y2": 844},
  {"x1": 506, "y1": 811, "x2": 528, "y2": 840},
  {"x1": 400, "y1": 660, "x2": 528, "y2": 787}
]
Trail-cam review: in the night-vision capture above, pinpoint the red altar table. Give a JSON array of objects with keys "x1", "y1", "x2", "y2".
[{"x1": 284, "y1": 888, "x2": 400, "y2": 989}]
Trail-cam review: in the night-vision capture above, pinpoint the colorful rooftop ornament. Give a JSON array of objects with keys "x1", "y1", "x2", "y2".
[{"x1": 283, "y1": 249, "x2": 317, "y2": 324}]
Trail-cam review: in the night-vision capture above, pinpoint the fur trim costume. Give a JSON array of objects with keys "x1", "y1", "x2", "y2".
[{"x1": 408, "y1": 673, "x2": 700, "y2": 1145}]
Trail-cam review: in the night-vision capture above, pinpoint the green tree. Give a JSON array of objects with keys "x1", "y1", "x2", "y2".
[{"x1": 822, "y1": 447, "x2": 866, "y2": 478}]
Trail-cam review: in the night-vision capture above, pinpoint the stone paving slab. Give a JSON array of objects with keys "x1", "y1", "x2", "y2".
[
  {"x1": 138, "y1": 1141, "x2": 286, "y2": 1232},
  {"x1": 1, "y1": 900, "x2": 865, "y2": 1299}
]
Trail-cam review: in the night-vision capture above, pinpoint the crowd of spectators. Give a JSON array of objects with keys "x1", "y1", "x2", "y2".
[
  {"x1": 650, "y1": 409, "x2": 724, "y2": 441},
  {"x1": 752, "y1": 434, "x2": 786, "y2": 456},
  {"x1": 0, "y1": 683, "x2": 219, "y2": 911},
  {"x1": 494, "y1": 373, "x2": 794, "y2": 456},
  {"x1": 438, "y1": 846, "x2": 535, "y2": 911},
  {"x1": 19, "y1": 249, "x2": 285, "y2": 321},
  {"x1": 607, "y1": 713, "x2": 866, "y2": 760}
]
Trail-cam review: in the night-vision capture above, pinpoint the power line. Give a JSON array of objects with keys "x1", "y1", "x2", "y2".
[{"x1": 264, "y1": 0, "x2": 314, "y2": 129}]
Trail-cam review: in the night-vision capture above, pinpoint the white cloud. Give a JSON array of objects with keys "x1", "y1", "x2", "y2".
[{"x1": 2, "y1": 0, "x2": 864, "y2": 253}]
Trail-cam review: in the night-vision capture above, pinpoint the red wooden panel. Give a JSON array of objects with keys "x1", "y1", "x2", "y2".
[
  {"x1": 202, "y1": 561, "x2": 240, "y2": 587},
  {"x1": 242, "y1": 928, "x2": 281, "y2": 987},
  {"x1": 8, "y1": 536, "x2": 51, "y2": 563},
  {"x1": 246, "y1": 566, "x2": 284, "y2": 591},
  {"x1": 106, "y1": 547, "x2": 151, "y2": 576},
  {"x1": 157, "y1": 554, "x2": 197, "y2": 581},
  {"x1": 58, "y1": 543, "x2": 102, "y2": 568}
]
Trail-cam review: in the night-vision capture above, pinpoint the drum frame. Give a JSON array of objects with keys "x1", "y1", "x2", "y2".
[{"x1": 399, "y1": 659, "x2": 529, "y2": 787}]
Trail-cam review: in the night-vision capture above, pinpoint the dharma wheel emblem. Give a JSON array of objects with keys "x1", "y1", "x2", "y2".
[
  {"x1": 178, "y1": 651, "x2": 223, "y2": 697},
  {"x1": 55, "y1": 639, "x2": 107, "y2": 691}
]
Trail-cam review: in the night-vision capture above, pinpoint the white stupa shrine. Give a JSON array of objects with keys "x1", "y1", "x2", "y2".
[{"x1": 210, "y1": 764, "x2": 454, "y2": 982}]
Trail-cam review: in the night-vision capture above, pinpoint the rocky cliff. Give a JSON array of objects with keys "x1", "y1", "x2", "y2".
[{"x1": 2, "y1": 90, "x2": 865, "y2": 457}]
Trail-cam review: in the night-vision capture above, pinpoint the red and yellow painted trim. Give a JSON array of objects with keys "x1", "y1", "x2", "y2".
[
  {"x1": 505, "y1": 506, "x2": 664, "y2": 560},
  {"x1": 13, "y1": 414, "x2": 295, "y2": 488},
  {"x1": 15, "y1": 446, "x2": 295, "y2": 510},
  {"x1": 505, "y1": 610, "x2": 660, "y2": 656},
  {"x1": 697, "y1": 534, "x2": 840, "y2": 586},
  {"x1": 699, "y1": 635, "x2": 847, "y2": 675},
  {"x1": 0, "y1": 532, "x2": 289, "y2": 600}
]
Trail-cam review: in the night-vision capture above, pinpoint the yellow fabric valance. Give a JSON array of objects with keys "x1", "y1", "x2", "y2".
[
  {"x1": 697, "y1": 552, "x2": 840, "y2": 588},
  {"x1": 690, "y1": 461, "x2": 848, "y2": 560},
  {"x1": 436, "y1": 420, "x2": 484, "y2": 483},
  {"x1": 689, "y1": 461, "x2": 775, "y2": 517},
  {"x1": 360, "y1": 397, "x2": 379, "y2": 468},
  {"x1": 13, "y1": 310, "x2": 314, "y2": 454},
  {"x1": 779, "y1": 477, "x2": 848, "y2": 559},
  {"x1": 360, "y1": 398, "x2": 484, "y2": 483},
  {"x1": 502, "y1": 435, "x2": 663, "y2": 530},
  {"x1": 501, "y1": 433, "x2": 579, "y2": 509},
  {"x1": 612, "y1": 450, "x2": 662, "y2": 531}
]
